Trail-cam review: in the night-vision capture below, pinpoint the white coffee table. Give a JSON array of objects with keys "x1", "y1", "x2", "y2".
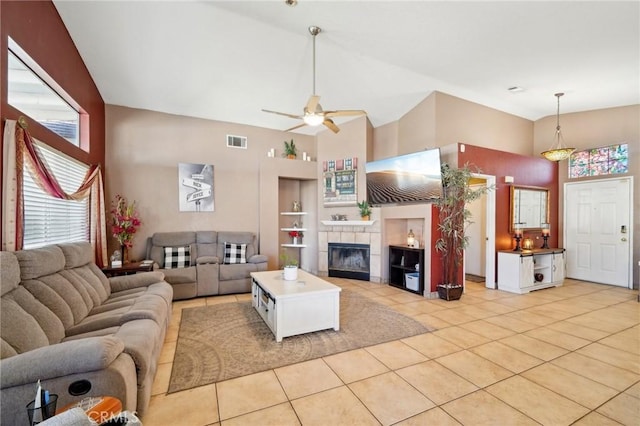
[{"x1": 250, "y1": 269, "x2": 341, "y2": 342}]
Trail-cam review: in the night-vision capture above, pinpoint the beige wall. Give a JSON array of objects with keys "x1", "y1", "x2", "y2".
[
  {"x1": 375, "y1": 91, "x2": 533, "y2": 161},
  {"x1": 398, "y1": 93, "x2": 437, "y2": 152},
  {"x1": 372, "y1": 121, "x2": 399, "y2": 161},
  {"x1": 433, "y1": 92, "x2": 533, "y2": 155},
  {"x1": 534, "y1": 104, "x2": 640, "y2": 286},
  {"x1": 105, "y1": 105, "x2": 314, "y2": 261}
]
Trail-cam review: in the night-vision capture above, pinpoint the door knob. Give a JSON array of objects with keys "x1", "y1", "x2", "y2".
[{"x1": 621, "y1": 238, "x2": 627, "y2": 242}]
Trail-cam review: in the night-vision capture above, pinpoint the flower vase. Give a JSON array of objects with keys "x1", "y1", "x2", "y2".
[
  {"x1": 293, "y1": 237, "x2": 298, "y2": 245},
  {"x1": 121, "y1": 245, "x2": 129, "y2": 264}
]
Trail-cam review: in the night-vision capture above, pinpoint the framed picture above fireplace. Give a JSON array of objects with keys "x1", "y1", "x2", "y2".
[{"x1": 323, "y1": 157, "x2": 358, "y2": 206}]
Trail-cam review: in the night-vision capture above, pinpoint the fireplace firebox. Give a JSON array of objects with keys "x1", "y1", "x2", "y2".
[{"x1": 328, "y1": 243, "x2": 370, "y2": 281}]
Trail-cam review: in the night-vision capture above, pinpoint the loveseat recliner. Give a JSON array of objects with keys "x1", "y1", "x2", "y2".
[
  {"x1": 146, "y1": 231, "x2": 268, "y2": 300},
  {"x1": 0, "y1": 242, "x2": 173, "y2": 424}
]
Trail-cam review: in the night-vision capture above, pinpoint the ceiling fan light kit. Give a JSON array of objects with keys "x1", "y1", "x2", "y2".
[
  {"x1": 541, "y1": 92, "x2": 576, "y2": 162},
  {"x1": 262, "y1": 25, "x2": 366, "y2": 134}
]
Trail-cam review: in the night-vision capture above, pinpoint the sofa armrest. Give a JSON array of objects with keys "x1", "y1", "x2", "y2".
[
  {"x1": 108, "y1": 271, "x2": 166, "y2": 293},
  {"x1": 196, "y1": 256, "x2": 219, "y2": 265},
  {"x1": 0, "y1": 337, "x2": 124, "y2": 388},
  {"x1": 248, "y1": 254, "x2": 268, "y2": 264}
]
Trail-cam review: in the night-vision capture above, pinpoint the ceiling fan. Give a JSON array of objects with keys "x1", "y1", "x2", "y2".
[{"x1": 262, "y1": 26, "x2": 366, "y2": 134}]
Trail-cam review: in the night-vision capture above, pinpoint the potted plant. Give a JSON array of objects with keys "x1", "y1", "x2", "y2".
[
  {"x1": 280, "y1": 250, "x2": 299, "y2": 281},
  {"x1": 434, "y1": 163, "x2": 492, "y2": 300},
  {"x1": 283, "y1": 139, "x2": 297, "y2": 159},
  {"x1": 357, "y1": 200, "x2": 372, "y2": 221}
]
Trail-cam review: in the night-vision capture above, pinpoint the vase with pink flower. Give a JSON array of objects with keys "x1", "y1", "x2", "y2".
[{"x1": 111, "y1": 194, "x2": 141, "y2": 263}]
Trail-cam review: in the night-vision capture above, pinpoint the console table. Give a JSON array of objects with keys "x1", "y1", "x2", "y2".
[
  {"x1": 250, "y1": 270, "x2": 341, "y2": 342},
  {"x1": 497, "y1": 248, "x2": 565, "y2": 294},
  {"x1": 101, "y1": 261, "x2": 153, "y2": 277}
]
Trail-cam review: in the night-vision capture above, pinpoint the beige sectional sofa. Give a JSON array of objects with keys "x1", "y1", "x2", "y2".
[
  {"x1": 146, "y1": 231, "x2": 268, "y2": 300},
  {"x1": 0, "y1": 242, "x2": 172, "y2": 424}
]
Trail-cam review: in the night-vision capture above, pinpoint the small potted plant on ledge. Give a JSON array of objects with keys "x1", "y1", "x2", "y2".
[
  {"x1": 434, "y1": 163, "x2": 492, "y2": 301},
  {"x1": 357, "y1": 200, "x2": 372, "y2": 221},
  {"x1": 280, "y1": 250, "x2": 299, "y2": 281},
  {"x1": 283, "y1": 139, "x2": 297, "y2": 159}
]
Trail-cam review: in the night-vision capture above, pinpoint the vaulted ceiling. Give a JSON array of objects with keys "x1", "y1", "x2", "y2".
[{"x1": 53, "y1": 1, "x2": 639, "y2": 135}]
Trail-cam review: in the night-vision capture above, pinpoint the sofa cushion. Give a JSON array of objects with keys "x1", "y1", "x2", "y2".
[
  {"x1": 161, "y1": 266, "x2": 197, "y2": 285},
  {"x1": 164, "y1": 246, "x2": 191, "y2": 269},
  {"x1": 5, "y1": 286, "x2": 65, "y2": 345},
  {"x1": 57, "y1": 242, "x2": 93, "y2": 268},
  {"x1": 15, "y1": 246, "x2": 65, "y2": 280},
  {"x1": 0, "y1": 298, "x2": 49, "y2": 357},
  {"x1": 196, "y1": 231, "x2": 217, "y2": 257},
  {"x1": 22, "y1": 274, "x2": 92, "y2": 328},
  {"x1": 0, "y1": 251, "x2": 20, "y2": 296},
  {"x1": 219, "y1": 263, "x2": 257, "y2": 281},
  {"x1": 223, "y1": 243, "x2": 247, "y2": 264}
]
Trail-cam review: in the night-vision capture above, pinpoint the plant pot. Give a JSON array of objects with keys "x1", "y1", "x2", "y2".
[
  {"x1": 287, "y1": 154, "x2": 296, "y2": 159},
  {"x1": 283, "y1": 265, "x2": 298, "y2": 281},
  {"x1": 361, "y1": 215, "x2": 370, "y2": 221},
  {"x1": 437, "y1": 284, "x2": 463, "y2": 301}
]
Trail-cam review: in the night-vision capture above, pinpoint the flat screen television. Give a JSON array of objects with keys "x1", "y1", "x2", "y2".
[{"x1": 365, "y1": 149, "x2": 442, "y2": 206}]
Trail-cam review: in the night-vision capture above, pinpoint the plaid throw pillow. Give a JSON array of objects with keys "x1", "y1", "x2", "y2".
[
  {"x1": 224, "y1": 242, "x2": 247, "y2": 264},
  {"x1": 164, "y1": 246, "x2": 191, "y2": 269}
]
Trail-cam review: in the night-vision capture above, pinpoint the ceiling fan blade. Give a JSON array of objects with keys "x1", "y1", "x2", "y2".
[
  {"x1": 285, "y1": 122, "x2": 308, "y2": 132},
  {"x1": 324, "y1": 109, "x2": 367, "y2": 117},
  {"x1": 323, "y1": 118, "x2": 340, "y2": 133},
  {"x1": 262, "y1": 109, "x2": 303, "y2": 120},
  {"x1": 305, "y1": 95, "x2": 320, "y2": 113}
]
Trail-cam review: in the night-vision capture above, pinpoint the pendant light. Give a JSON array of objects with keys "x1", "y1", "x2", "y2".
[{"x1": 541, "y1": 93, "x2": 575, "y2": 161}]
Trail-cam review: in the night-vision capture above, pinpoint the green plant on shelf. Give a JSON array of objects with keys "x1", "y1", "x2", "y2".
[{"x1": 283, "y1": 139, "x2": 297, "y2": 158}]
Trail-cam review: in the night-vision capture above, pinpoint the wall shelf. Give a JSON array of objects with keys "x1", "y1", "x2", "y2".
[
  {"x1": 281, "y1": 244, "x2": 307, "y2": 248},
  {"x1": 281, "y1": 212, "x2": 308, "y2": 216},
  {"x1": 321, "y1": 220, "x2": 376, "y2": 226},
  {"x1": 281, "y1": 228, "x2": 308, "y2": 232}
]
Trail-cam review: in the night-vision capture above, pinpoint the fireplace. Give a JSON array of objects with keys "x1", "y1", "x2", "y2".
[{"x1": 328, "y1": 243, "x2": 370, "y2": 281}]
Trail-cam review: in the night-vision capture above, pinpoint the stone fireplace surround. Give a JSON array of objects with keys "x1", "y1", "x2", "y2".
[{"x1": 318, "y1": 221, "x2": 382, "y2": 283}]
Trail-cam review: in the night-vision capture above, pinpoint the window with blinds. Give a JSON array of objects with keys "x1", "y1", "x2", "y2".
[{"x1": 22, "y1": 142, "x2": 89, "y2": 249}]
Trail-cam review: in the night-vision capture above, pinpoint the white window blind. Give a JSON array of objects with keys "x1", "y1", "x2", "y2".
[{"x1": 22, "y1": 142, "x2": 89, "y2": 249}]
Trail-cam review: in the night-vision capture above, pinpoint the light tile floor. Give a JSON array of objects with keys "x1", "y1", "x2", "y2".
[{"x1": 142, "y1": 278, "x2": 639, "y2": 426}]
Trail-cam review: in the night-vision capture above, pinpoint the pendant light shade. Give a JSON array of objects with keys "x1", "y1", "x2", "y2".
[{"x1": 541, "y1": 93, "x2": 575, "y2": 161}]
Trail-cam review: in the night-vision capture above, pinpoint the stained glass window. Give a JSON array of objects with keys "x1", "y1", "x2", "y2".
[{"x1": 569, "y1": 144, "x2": 628, "y2": 178}]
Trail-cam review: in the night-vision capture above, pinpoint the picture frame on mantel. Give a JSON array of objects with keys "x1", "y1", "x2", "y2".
[
  {"x1": 178, "y1": 162, "x2": 214, "y2": 212},
  {"x1": 323, "y1": 157, "x2": 357, "y2": 206}
]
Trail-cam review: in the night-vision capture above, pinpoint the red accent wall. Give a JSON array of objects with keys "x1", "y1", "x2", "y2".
[
  {"x1": 0, "y1": 1, "x2": 105, "y2": 231},
  {"x1": 429, "y1": 143, "x2": 558, "y2": 291}
]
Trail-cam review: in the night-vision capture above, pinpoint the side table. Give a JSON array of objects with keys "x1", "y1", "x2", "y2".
[{"x1": 101, "y1": 261, "x2": 153, "y2": 277}]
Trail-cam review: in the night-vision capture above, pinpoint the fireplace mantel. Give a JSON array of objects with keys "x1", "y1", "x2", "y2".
[{"x1": 321, "y1": 220, "x2": 376, "y2": 226}]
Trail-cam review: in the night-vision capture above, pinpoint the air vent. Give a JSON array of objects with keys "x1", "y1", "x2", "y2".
[{"x1": 226, "y1": 135, "x2": 247, "y2": 149}]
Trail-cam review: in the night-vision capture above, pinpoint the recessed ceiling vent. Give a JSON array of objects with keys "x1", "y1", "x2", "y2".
[{"x1": 226, "y1": 135, "x2": 247, "y2": 149}]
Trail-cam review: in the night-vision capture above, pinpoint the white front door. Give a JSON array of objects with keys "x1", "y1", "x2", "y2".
[
  {"x1": 565, "y1": 178, "x2": 632, "y2": 287},
  {"x1": 466, "y1": 185, "x2": 486, "y2": 277}
]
